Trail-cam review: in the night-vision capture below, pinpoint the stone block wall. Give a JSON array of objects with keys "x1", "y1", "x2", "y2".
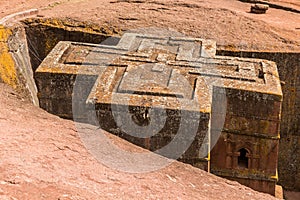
[
  {"x1": 210, "y1": 88, "x2": 281, "y2": 195},
  {"x1": 217, "y1": 50, "x2": 300, "y2": 191}
]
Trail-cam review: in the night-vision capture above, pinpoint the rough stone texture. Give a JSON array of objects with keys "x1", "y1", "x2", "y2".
[
  {"x1": 35, "y1": 33, "x2": 282, "y2": 195},
  {"x1": 251, "y1": 4, "x2": 269, "y2": 14},
  {"x1": 217, "y1": 50, "x2": 300, "y2": 191},
  {"x1": 8, "y1": 25, "x2": 39, "y2": 106},
  {"x1": 240, "y1": 0, "x2": 300, "y2": 14},
  {"x1": 0, "y1": 26, "x2": 17, "y2": 87},
  {"x1": 0, "y1": 24, "x2": 38, "y2": 105},
  {"x1": 253, "y1": 4, "x2": 269, "y2": 10}
]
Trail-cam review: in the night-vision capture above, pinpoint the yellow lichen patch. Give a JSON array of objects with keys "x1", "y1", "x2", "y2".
[
  {"x1": 0, "y1": 25, "x2": 12, "y2": 41},
  {"x1": 0, "y1": 26, "x2": 17, "y2": 88}
]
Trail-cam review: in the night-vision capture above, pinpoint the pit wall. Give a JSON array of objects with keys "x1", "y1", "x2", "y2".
[
  {"x1": 0, "y1": 24, "x2": 38, "y2": 105},
  {"x1": 217, "y1": 49, "x2": 300, "y2": 191}
]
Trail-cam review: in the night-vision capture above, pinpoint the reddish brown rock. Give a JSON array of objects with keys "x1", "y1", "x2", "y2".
[{"x1": 251, "y1": 4, "x2": 269, "y2": 14}]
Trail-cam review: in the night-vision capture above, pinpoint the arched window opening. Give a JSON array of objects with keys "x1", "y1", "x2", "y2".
[{"x1": 238, "y1": 148, "x2": 249, "y2": 169}]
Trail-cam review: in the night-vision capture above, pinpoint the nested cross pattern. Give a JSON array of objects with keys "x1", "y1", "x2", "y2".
[{"x1": 48, "y1": 34, "x2": 274, "y2": 111}]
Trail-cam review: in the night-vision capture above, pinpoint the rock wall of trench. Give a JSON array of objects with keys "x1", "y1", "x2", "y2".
[{"x1": 0, "y1": 24, "x2": 38, "y2": 105}]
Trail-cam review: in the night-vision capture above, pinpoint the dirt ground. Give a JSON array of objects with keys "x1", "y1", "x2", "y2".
[{"x1": 1, "y1": 0, "x2": 300, "y2": 199}]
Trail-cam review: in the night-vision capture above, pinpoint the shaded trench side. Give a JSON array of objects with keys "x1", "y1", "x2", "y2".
[
  {"x1": 0, "y1": 24, "x2": 39, "y2": 105},
  {"x1": 23, "y1": 18, "x2": 121, "y2": 73},
  {"x1": 217, "y1": 49, "x2": 300, "y2": 191}
]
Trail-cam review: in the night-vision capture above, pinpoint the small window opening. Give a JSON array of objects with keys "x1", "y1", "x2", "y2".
[
  {"x1": 238, "y1": 148, "x2": 249, "y2": 168},
  {"x1": 132, "y1": 108, "x2": 151, "y2": 126}
]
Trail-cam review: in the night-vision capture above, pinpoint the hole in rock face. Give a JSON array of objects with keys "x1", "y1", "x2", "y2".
[
  {"x1": 132, "y1": 107, "x2": 151, "y2": 127},
  {"x1": 238, "y1": 148, "x2": 249, "y2": 169}
]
